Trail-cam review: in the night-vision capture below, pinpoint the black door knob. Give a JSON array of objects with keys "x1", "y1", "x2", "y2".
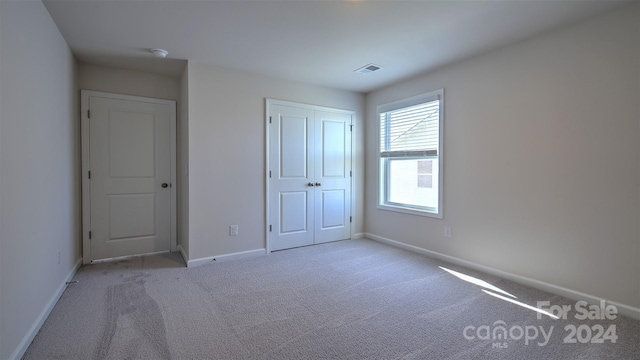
[{"x1": 161, "y1": 183, "x2": 168, "y2": 188}]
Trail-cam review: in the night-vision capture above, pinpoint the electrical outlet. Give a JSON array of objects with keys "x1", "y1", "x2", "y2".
[
  {"x1": 229, "y1": 225, "x2": 239, "y2": 236},
  {"x1": 444, "y1": 227, "x2": 452, "y2": 239}
]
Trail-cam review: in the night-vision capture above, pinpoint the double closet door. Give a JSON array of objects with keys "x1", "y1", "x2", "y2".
[{"x1": 268, "y1": 101, "x2": 352, "y2": 251}]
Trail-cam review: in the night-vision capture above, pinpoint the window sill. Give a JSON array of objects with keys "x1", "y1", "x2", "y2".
[{"x1": 377, "y1": 203, "x2": 442, "y2": 219}]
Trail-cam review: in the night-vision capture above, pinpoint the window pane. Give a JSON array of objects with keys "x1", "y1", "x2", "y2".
[
  {"x1": 417, "y1": 160, "x2": 432, "y2": 174},
  {"x1": 388, "y1": 158, "x2": 438, "y2": 210},
  {"x1": 417, "y1": 174, "x2": 432, "y2": 188}
]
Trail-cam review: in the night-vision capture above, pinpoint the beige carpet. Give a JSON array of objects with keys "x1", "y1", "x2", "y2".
[{"x1": 23, "y1": 239, "x2": 640, "y2": 359}]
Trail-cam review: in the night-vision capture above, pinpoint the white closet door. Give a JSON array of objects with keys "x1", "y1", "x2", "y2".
[
  {"x1": 314, "y1": 111, "x2": 352, "y2": 244},
  {"x1": 268, "y1": 102, "x2": 352, "y2": 252},
  {"x1": 88, "y1": 95, "x2": 173, "y2": 260},
  {"x1": 269, "y1": 105, "x2": 316, "y2": 251}
]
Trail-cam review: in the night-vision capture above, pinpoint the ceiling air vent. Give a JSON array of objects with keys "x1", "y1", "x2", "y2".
[{"x1": 354, "y1": 63, "x2": 383, "y2": 75}]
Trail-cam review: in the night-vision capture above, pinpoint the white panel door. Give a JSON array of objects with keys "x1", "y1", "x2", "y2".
[
  {"x1": 314, "y1": 111, "x2": 352, "y2": 244},
  {"x1": 88, "y1": 95, "x2": 173, "y2": 261},
  {"x1": 268, "y1": 102, "x2": 352, "y2": 251},
  {"x1": 269, "y1": 105, "x2": 315, "y2": 251}
]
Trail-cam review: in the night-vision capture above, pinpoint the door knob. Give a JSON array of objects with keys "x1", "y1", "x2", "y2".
[
  {"x1": 307, "y1": 182, "x2": 315, "y2": 187},
  {"x1": 315, "y1": 182, "x2": 321, "y2": 187},
  {"x1": 161, "y1": 183, "x2": 169, "y2": 188}
]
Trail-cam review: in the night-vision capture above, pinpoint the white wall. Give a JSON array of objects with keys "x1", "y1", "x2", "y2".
[
  {"x1": 179, "y1": 63, "x2": 190, "y2": 258},
  {"x1": 365, "y1": 4, "x2": 640, "y2": 309},
  {"x1": 78, "y1": 63, "x2": 180, "y2": 102},
  {"x1": 0, "y1": 1, "x2": 80, "y2": 359},
  {"x1": 187, "y1": 63, "x2": 365, "y2": 261}
]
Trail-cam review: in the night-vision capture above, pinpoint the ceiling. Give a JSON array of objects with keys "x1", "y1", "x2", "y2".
[{"x1": 42, "y1": 0, "x2": 633, "y2": 93}]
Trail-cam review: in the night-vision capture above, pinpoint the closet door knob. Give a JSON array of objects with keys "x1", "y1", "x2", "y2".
[
  {"x1": 315, "y1": 182, "x2": 321, "y2": 187},
  {"x1": 307, "y1": 182, "x2": 315, "y2": 187}
]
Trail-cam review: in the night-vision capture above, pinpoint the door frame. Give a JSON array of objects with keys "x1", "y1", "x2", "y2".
[
  {"x1": 265, "y1": 98, "x2": 355, "y2": 253},
  {"x1": 81, "y1": 90, "x2": 177, "y2": 264}
]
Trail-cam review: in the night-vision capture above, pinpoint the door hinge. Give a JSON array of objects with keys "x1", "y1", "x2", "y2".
[
  {"x1": 350, "y1": 216, "x2": 352, "y2": 223},
  {"x1": 350, "y1": 125, "x2": 353, "y2": 131},
  {"x1": 269, "y1": 171, "x2": 272, "y2": 178},
  {"x1": 269, "y1": 116, "x2": 272, "y2": 124},
  {"x1": 88, "y1": 171, "x2": 91, "y2": 179},
  {"x1": 87, "y1": 110, "x2": 90, "y2": 118},
  {"x1": 89, "y1": 231, "x2": 92, "y2": 239},
  {"x1": 269, "y1": 225, "x2": 272, "y2": 232},
  {"x1": 350, "y1": 170, "x2": 352, "y2": 177}
]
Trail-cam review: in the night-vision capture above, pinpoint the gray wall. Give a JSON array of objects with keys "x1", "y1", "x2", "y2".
[
  {"x1": 77, "y1": 63, "x2": 181, "y2": 102},
  {"x1": 0, "y1": 2, "x2": 80, "y2": 359},
  {"x1": 186, "y1": 63, "x2": 365, "y2": 261},
  {"x1": 179, "y1": 63, "x2": 190, "y2": 258},
  {"x1": 365, "y1": 3, "x2": 640, "y2": 309}
]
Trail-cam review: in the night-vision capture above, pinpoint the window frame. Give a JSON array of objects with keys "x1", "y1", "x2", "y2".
[{"x1": 377, "y1": 89, "x2": 444, "y2": 218}]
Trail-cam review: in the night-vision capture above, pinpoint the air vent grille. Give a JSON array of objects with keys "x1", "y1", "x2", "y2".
[{"x1": 354, "y1": 63, "x2": 383, "y2": 75}]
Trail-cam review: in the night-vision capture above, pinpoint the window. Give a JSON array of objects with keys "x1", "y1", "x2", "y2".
[{"x1": 378, "y1": 89, "x2": 443, "y2": 218}]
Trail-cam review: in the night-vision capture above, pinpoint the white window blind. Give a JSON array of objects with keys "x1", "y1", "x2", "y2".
[{"x1": 379, "y1": 99, "x2": 440, "y2": 158}]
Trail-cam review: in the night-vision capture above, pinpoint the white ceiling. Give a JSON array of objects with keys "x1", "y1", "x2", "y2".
[{"x1": 43, "y1": 0, "x2": 632, "y2": 93}]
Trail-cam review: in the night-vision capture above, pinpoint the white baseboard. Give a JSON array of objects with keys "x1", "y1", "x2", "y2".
[
  {"x1": 186, "y1": 248, "x2": 266, "y2": 267},
  {"x1": 352, "y1": 232, "x2": 365, "y2": 240},
  {"x1": 176, "y1": 244, "x2": 189, "y2": 266},
  {"x1": 9, "y1": 257, "x2": 83, "y2": 360},
  {"x1": 364, "y1": 233, "x2": 640, "y2": 320}
]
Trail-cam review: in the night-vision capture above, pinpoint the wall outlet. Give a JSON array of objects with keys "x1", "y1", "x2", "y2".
[
  {"x1": 444, "y1": 227, "x2": 452, "y2": 239},
  {"x1": 229, "y1": 225, "x2": 239, "y2": 236}
]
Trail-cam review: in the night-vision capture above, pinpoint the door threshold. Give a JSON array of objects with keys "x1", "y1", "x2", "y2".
[{"x1": 90, "y1": 250, "x2": 171, "y2": 264}]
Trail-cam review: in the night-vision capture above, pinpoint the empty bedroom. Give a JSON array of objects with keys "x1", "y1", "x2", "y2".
[{"x1": 1, "y1": 0, "x2": 639, "y2": 359}]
